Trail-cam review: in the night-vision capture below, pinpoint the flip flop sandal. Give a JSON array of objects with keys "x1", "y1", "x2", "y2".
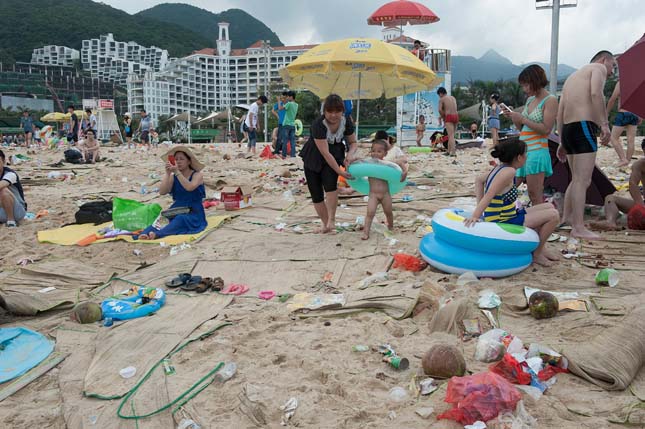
[
  {"x1": 180, "y1": 275, "x2": 203, "y2": 291},
  {"x1": 165, "y1": 273, "x2": 191, "y2": 288},
  {"x1": 211, "y1": 277, "x2": 224, "y2": 292},
  {"x1": 258, "y1": 290, "x2": 276, "y2": 300},
  {"x1": 195, "y1": 277, "x2": 213, "y2": 294},
  {"x1": 221, "y1": 284, "x2": 249, "y2": 295}
]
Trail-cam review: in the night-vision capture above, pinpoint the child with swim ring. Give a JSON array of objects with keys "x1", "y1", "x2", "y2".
[
  {"x1": 465, "y1": 137, "x2": 561, "y2": 266},
  {"x1": 362, "y1": 140, "x2": 395, "y2": 240}
]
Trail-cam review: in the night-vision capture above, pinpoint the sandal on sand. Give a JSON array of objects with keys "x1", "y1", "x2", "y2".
[
  {"x1": 195, "y1": 278, "x2": 213, "y2": 294},
  {"x1": 221, "y1": 284, "x2": 249, "y2": 295},
  {"x1": 211, "y1": 277, "x2": 224, "y2": 292},
  {"x1": 180, "y1": 276, "x2": 203, "y2": 291},
  {"x1": 165, "y1": 273, "x2": 191, "y2": 288}
]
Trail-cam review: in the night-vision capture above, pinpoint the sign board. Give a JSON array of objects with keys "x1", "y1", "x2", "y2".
[
  {"x1": 396, "y1": 72, "x2": 451, "y2": 147},
  {"x1": 82, "y1": 99, "x2": 97, "y2": 109},
  {"x1": 99, "y1": 99, "x2": 114, "y2": 109}
]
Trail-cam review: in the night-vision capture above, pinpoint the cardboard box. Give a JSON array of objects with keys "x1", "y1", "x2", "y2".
[{"x1": 221, "y1": 186, "x2": 253, "y2": 210}]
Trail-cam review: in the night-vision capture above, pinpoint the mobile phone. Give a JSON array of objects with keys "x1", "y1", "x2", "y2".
[
  {"x1": 500, "y1": 103, "x2": 511, "y2": 112},
  {"x1": 168, "y1": 155, "x2": 176, "y2": 165}
]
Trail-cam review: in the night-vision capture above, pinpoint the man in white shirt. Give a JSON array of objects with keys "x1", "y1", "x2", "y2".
[{"x1": 244, "y1": 95, "x2": 268, "y2": 154}]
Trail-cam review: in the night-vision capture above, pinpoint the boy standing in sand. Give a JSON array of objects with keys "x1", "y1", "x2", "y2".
[
  {"x1": 416, "y1": 115, "x2": 426, "y2": 146},
  {"x1": 557, "y1": 50, "x2": 616, "y2": 240},
  {"x1": 362, "y1": 140, "x2": 395, "y2": 240},
  {"x1": 437, "y1": 87, "x2": 458, "y2": 156}
]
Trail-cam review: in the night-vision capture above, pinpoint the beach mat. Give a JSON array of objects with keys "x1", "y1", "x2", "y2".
[
  {"x1": 0, "y1": 260, "x2": 116, "y2": 316},
  {"x1": 37, "y1": 215, "x2": 229, "y2": 246},
  {"x1": 82, "y1": 251, "x2": 232, "y2": 399},
  {"x1": 291, "y1": 283, "x2": 420, "y2": 320},
  {"x1": 562, "y1": 305, "x2": 645, "y2": 391}
]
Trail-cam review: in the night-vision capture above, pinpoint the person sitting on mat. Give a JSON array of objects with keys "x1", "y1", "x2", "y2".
[
  {"x1": 137, "y1": 146, "x2": 207, "y2": 240},
  {"x1": 465, "y1": 137, "x2": 560, "y2": 266},
  {"x1": 598, "y1": 155, "x2": 645, "y2": 229},
  {"x1": 362, "y1": 140, "x2": 395, "y2": 240}
]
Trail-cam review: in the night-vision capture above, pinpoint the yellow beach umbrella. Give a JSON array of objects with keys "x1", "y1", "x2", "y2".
[
  {"x1": 41, "y1": 112, "x2": 68, "y2": 122},
  {"x1": 280, "y1": 37, "x2": 440, "y2": 133}
]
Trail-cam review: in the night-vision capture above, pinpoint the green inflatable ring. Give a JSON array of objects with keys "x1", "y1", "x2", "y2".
[
  {"x1": 407, "y1": 146, "x2": 433, "y2": 153},
  {"x1": 347, "y1": 159, "x2": 406, "y2": 195},
  {"x1": 294, "y1": 119, "x2": 303, "y2": 136}
]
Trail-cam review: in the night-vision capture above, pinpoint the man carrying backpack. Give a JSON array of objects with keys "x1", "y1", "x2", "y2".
[{"x1": 0, "y1": 150, "x2": 27, "y2": 227}]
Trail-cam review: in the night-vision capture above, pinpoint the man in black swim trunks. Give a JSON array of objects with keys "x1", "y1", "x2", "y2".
[{"x1": 557, "y1": 50, "x2": 616, "y2": 240}]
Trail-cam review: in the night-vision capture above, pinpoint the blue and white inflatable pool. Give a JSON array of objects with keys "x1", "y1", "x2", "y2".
[{"x1": 419, "y1": 208, "x2": 539, "y2": 278}]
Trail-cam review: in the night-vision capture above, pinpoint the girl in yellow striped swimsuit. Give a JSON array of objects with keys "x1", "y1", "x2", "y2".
[{"x1": 465, "y1": 137, "x2": 561, "y2": 267}]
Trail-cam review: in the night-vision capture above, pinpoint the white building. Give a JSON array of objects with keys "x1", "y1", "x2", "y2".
[
  {"x1": 31, "y1": 45, "x2": 80, "y2": 67},
  {"x1": 82, "y1": 33, "x2": 169, "y2": 86},
  {"x1": 127, "y1": 71, "x2": 170, "y2": 126},
  {"x1": 127, "y1": 23, "x2": 312, "y2": 118}
]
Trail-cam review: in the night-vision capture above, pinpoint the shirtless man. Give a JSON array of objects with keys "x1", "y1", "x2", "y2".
[
  {"x1": 607, "y1": 82, "x2": 642, "y2": 167},
  {"x1": 415, "y1": 115, "x2": 426, "y2": 146},
  {"x1": 437, "y1": 87, "x2": 459, "y2": 156},
  {"x1": 557, "y1": 50, "x2": 616, "y2": 240}
]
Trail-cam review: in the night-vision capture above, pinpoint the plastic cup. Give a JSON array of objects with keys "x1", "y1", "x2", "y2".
[{"x1": 595, "y1": 268, "x2": 619, "y2": 287}]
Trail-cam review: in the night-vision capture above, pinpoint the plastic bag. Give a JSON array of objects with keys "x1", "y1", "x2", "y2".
[
  {"x1": 437, "y1": 372, "x2": 522, "y2": 425},
  {"x1": 112, "y1": 197, "x2": 162, "y2": 231},
  {"x1": 392, "y1": 253, "x2": 427, "y2": 272},
  {"x1": 490, "y1": 354, "x2": 531, "y2": 385},
  {"x1": 475, "y1": 329, "x2": 507, "y2": 363}
]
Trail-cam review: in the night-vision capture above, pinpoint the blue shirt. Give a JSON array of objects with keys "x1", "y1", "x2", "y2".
[
  {"x1": 344, "y1": 100, "x2": 353, "y2": 117},
  {"x1": 20, "y1": 116, "x2": 33, "y2": 132},
  {"x1": 140, "y1": 116, "x2": 152, "y2": 132},
  {"x1": 274, "y1": 102, "x2": 286, "y2": 125}
]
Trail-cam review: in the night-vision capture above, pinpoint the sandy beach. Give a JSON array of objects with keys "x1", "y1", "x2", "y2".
[{"x1": 1, "y1": 139, "x2": 644, "y2": 429}]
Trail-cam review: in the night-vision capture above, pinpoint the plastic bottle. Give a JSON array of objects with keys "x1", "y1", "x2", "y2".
[
  {"x1": 140, "y1": 185, "x2": 147, "y2": 194},
  {"x1": 214, "y1": 362, "x2": 237, "y2": 382}
]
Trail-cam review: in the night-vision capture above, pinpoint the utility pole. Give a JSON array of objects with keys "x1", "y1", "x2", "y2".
[
  {"x1": 537, "y1": 0, "x2": 577, "y2": 95},
  {"x1": 263, "y1": 40, "x2": 271, "y2": 143}
]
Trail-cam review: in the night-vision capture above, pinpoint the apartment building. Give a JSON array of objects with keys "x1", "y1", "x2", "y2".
[
  {"x1": 81, "y1": 33, "x2": 169, "y2": 87},
  {"x1": 127, "y1": 23, "x2": 312, "y2": 119},
  {"x1": 31, "y1": 45, "x2": 80, "y2": 67}
]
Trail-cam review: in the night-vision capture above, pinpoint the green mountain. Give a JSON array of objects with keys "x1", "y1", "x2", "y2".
[
  {"x1": 452, "y1": 50, "x2": 576, "y2": 84},
  {"x1": 136, "y1": 4, "x2": 283, "y2": 49},
  {"x1": 0, "y1": 0, "x2": 213, "y2": 63}
]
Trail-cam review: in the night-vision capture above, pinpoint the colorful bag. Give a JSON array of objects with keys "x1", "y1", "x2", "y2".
[{"x1": 112, "y1": 197, "x2": 162, "y2": 231}]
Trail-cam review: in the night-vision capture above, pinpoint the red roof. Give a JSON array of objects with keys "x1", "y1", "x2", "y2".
[
  {"x1": 230, "y1": 49, "x2": 248, "y2": 56},
  {"x1": 247, "y1": 40, "x2": 264, "y2": 49},
  {"x1": 192, "y1": 48, "x2": 217, "y2": 56}
]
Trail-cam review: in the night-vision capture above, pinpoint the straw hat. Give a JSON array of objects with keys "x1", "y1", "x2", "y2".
[{"x1": 162, "y1": 145, "x2": 205, "y2": 171}]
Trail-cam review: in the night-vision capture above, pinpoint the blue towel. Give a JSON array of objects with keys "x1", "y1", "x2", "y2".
[{"x1": 0, "y1": 327, "x2": 54, "y2": 383}]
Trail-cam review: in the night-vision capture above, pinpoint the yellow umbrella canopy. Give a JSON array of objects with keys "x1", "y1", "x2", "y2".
[
  {"x1": 41, "y1": 111, "x2": 87, "y2": 122},
  {"x1": 40, "y1": 112, "x2": 68, "y2": 122},
  {"x1": 279, "y1": 37, "x2": 440, "y2": 99}
]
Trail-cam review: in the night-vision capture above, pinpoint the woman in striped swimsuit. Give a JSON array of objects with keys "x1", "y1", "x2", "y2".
[
  {"x1": 509, "y1": 65, "x2": 559, "y2": 206},
  {"x1": 465, "y1": 137, "x2": 561, "y2": 267}
]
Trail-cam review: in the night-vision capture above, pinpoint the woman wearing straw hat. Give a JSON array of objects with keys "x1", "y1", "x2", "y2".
[{"x1": 137, "y1": 146, "x2": 207, "y2": 240}]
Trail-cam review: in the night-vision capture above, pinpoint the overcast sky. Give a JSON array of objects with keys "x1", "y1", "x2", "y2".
[{"x1": 103, "y1": 0, "x2": 642, "y2": 67}]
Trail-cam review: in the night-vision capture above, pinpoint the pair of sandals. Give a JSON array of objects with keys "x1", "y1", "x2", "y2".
[{"x1": 165, "y1": 273, "x2": 224, "y2": 294}]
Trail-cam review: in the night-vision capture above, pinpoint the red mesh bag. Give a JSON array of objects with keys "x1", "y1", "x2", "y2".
[
  {"x1": 627, "y1": 204, "x2": 645, "y2": 230},
  {"x1": 490, "y1": 353, "x2": 532, "y2": 385},
  {"x1": 438, "y1": 372, "x2": 522, "y2": 425},
  {"x1": 392, "y1": 253, "x2": 427, "y2": 272}
]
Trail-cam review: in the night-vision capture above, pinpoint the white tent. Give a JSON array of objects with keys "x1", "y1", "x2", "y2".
[{"x1": 96, "y1": 109, "x2": 123, "y2": 144}]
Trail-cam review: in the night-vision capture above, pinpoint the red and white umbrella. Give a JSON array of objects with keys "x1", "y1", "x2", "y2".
[{"x1": 367, "y1": 0, "x2": 440, "y2": 26}]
